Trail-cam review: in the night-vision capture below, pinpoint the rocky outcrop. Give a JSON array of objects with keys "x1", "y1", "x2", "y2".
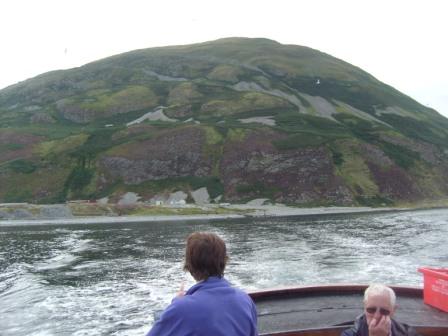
[
  {"x1": 0, "y1": 131, "x2": 44, "y2": 163},
  {"x1": 239, "y1": 116, "x2": 276, "y2": 126},
  {"x1": 30, "y1": 112, "x2": 56, "y2": 124},
  {"x1": 367, "y1": 163, "x2": 422, "y2": 201},
  {"x1": 220, "y1": 130, "x2": 353, "y2": 204},
  {"x1": 380, "y1": 133, "x2": 443, "y2": 165},
  {"x1": 0, "y1": 204, "x2": 73, "y2": 220},
  {"x1": 191, "y1": 187, "x2": 210, "y2": 205},
  {"x1": 100, "y1": 126, "x2": 212, "y2": 184},
  {"x1": 118, "y1": 192, "x2": 141, "y2": 205},
  {"x1": 126, "y1": 107, "x2": 176, "y2": 126},
  {"x1": 55, "y1": 86, "x2": 159, "y2": 123}
]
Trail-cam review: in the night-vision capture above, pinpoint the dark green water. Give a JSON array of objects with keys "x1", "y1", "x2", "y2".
[{"x1": 1, "y1": 209, "x2": 447, "y2": 335}]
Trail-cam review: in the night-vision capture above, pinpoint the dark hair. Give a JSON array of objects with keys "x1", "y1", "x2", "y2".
[{"x1": 183, "y1": 232, "x2": 228, "y2": 281}]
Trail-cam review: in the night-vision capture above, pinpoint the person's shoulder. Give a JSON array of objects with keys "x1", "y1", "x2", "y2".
[
  {"x1": 231, "y1": 286, "x2": 256, "y2": 303},
  {"x1": 232, "y1": 285, "x2": 251, "y2": 296},
  {"x1": 391, "y1": 318, "x2": 421, "y2": 336},
  {"x1": 340, "y1": 314, "x2": 365, "y2": 336}
]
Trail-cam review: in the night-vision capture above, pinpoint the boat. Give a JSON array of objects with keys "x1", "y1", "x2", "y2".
[{"x1": 248, "y1": 284, "x2": 448, "y2": 336}]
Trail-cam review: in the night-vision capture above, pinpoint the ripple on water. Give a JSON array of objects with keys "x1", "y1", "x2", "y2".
[{"x1": 0, "y1": 208, "x2": 447, "y2": 335}]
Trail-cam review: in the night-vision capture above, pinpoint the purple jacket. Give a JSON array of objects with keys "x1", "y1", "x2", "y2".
[{"x1": 146, "y1": 276, "x2": 258, "y2": 336}]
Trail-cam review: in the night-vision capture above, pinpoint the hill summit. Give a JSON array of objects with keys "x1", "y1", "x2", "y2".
[{"x1": 1, "y1": 37, "x2": 448, "y2": 206}]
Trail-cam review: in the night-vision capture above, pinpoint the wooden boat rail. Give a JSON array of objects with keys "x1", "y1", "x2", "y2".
[{"x1": 249, "y1": 284, "x2": 424, "y2": 300}]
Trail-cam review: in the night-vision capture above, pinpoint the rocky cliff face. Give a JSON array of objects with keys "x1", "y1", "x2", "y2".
[
  {"x1": 99, "y1": 126, "x2": 212, "y2": 184},
  {"x1": 219, "y1": 130, "x2": 353, "y2": 204},
  {"x1": 1, "y1": 38, "x2": 448, "y2": 206}
]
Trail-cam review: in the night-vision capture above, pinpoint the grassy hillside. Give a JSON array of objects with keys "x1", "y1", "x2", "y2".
[{"x1": 1, "y1": 37, "x2": 448, "y2": 206}]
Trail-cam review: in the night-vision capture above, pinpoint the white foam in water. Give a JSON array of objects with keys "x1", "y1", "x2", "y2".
[
  {"x1": 33, "y1": 233, "x2": 92, "y2": 271},
  {"x1": 71, "y1": 260, "x2": 101, "y2": 271},
  {"x1": 1, "y1": 208, "x2": 447, "y2": 335},
  {"x1": 0, "y1": 274, "x2": 48, "y2": 333},
  {"x1": 34, "y1": 254, "x2": 79, "y2": 271},
  {"x1": 23, "y1": 255, "x2": 191, "y2": 335}
]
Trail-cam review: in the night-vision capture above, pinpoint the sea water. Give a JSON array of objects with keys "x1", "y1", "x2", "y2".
[{"x1": 0, "y1": 208, "x2": 447, "y2": 335}]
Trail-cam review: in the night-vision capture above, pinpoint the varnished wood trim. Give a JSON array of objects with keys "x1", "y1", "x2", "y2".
[{"x1": 249, "y1": 284, "x2": 422, "y2": 300}]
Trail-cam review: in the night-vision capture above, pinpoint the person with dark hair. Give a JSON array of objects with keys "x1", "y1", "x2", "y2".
[
  {"x1": 146, "y1": 232, "x2": 258, "y2": 336},
  {"x1": 341, "y1": 284, "x2": 420, "y2": 336}
]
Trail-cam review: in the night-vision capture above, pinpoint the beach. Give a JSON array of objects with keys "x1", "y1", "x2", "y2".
[{"x1": 0, "y1": 202, "x2": 406, "y2": 226}]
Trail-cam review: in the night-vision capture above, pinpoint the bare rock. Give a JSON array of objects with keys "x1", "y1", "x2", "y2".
[
  {"x1": 39, "y1": 205, "x2": 73, "y2": 219},
  {"x1": 191, "y1": 187, "x2": 210, "y2": 205},
  {"x1": 30, "y1": 112, "x2": 56, "y2": 124},
  {"x1": 118, "y1": 192, "x2": 141, "y2": 205}
]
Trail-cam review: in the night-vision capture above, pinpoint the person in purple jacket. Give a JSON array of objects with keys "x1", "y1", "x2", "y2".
[{"x1": 146, "y1": 232, "x2": 258, "y2": 336}]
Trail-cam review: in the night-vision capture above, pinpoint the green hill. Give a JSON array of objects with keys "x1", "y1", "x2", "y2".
[{"x1": 1, "y1": 37, "x2": 448, "y2": 206}]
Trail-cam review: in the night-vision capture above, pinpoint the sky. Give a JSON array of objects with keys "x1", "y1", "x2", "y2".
[{"x1": 1, "y1": 0, "x2": 447, "y2": 117}]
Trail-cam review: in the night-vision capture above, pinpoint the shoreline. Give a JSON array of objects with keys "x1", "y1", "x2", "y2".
[
  {"x1": 0, "y1": 204, "x2": 416, "y2": 226},
  {"x1": 0, "y1": 213, "x2": 246, "y2": 226}
]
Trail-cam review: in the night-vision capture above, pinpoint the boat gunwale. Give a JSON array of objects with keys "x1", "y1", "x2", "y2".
[{"x1": 248, "y1": 283, "x2": 423, "y2": 300}]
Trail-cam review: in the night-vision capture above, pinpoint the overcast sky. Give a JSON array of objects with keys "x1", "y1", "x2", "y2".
[{"x1": 1, "y1": 0, "x2": 447, "y2": 117}]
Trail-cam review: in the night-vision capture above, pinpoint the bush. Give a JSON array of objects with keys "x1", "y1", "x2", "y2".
[
  {"x1": 379, "y1": 141, "x2": 420, "y2": 169},
  {"x1": 331, "y1": 150, "x2": 344, "y2": 165},
  {"x1": 333, "y1": 113, "x2": 379, "y2": 143},
  {"x1": 64, "y1": 167, "x2": 94, "y2": 192},
  {"x1": 356, "y1": 195, "x2": 394, "y2": 207},
  {"x1": 236, "y1": 181, "x2": 280, "y2": 198},
  {"x1": 273, "y1": 132, "x2": 328, "y2": 150},
  {"x1": 379, "y1": 114, "x2": 448, "y2": 147},
  {"x1": 8, "y1": 159, "x2": 37, "y2": 174}
]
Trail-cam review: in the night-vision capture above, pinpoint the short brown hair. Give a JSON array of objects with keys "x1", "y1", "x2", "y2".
[{"x1": 183, "y1": 232, "x2": 228, "y2": 281}]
